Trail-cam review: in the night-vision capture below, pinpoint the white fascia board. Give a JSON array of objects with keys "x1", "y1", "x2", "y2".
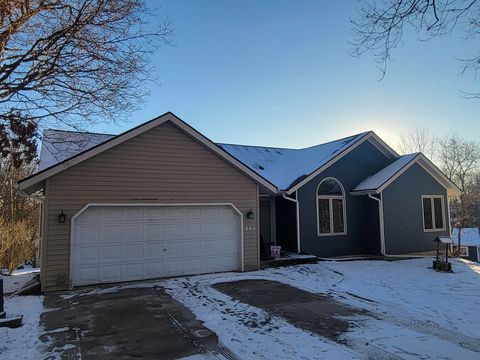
[{"x1": 18, "y1": 112, "x2": 278, "y2": 193}]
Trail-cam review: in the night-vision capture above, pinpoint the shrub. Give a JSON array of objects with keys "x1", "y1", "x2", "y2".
[{"x1": 0, "y1": 219, "x2": 36, "y2": 274}]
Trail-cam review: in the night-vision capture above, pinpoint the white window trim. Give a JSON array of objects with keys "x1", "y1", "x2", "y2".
[
  {"x1": 316, "y1": 177, "x2": 347, "y2": 237},
  {"x1": 458, "y1": 246, "x2": 469, "y2": 257},
  {"x1": 421, "y1": 195, "x2": 446, "y2": 232}
]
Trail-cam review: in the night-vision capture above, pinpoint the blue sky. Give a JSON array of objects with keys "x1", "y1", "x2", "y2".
[{"x1": 94, "y1": 0, "x2": 479, "y2": 150}]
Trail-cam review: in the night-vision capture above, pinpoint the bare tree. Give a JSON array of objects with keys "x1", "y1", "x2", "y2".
[
  {"x1": 0, "y1": 0, "x2": 173, "y2": 137},
  {"x1": 351, "y1": 0, "x2": 480, "y2": 95},
  {"x1": 437, "y1": 135, "x2": 480, "y2": 253},
  {"x1": 398, "y1": 126, "x2": 437, "y2": 160}
]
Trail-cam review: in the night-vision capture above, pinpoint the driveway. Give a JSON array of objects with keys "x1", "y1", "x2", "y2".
[
  {"x1": 33, "y1": 259, "x2": 480, "y2": 360},
  {"x1": 41, "y1": 286, "x2": 235, "y2": 359}
]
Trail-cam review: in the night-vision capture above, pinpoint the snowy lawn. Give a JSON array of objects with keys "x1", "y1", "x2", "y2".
[
  {"x1": 1, "y1": 266, "x2": 40, "y2": 294},
  {"x1": 0, "y1": 294, "x2": 45, "y2": 359},
  {"x1": 1, "y1": 258, "x2": 479, "y2": 359},
  {"x1": 164, "y1": 257, "x2": 480, "y2": 359}
]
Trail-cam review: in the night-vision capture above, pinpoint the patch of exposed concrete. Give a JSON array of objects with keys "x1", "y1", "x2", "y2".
[
  {"x1": 41, "y1": 286, "x2": 220, "y2": 359},
  {"x1": 213, "y1": 279, "x2": 367, "y2": 342}
]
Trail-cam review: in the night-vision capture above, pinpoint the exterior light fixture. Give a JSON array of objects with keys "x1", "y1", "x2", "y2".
[
  {"x1": 246, "y1": 210, "x2": 255, "y2": 219},
  {"x1": 58, "y1": 210, "x2": 66, "y2": 223}
]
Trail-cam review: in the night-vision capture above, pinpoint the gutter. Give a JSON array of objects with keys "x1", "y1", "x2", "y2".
[
  {"x1": 282, "y1": 192, "x2": 301, "y2": 254},
  {"x1": 368, "y1": 193, "x2": 425, "y2": 259}
]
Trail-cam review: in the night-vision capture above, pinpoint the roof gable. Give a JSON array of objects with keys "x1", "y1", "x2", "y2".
[
  {"x1": 19, "y1": 112, "x2": 278, "y2": 193},
  {"x1": 352, "y1": 153, "x2": 461, "y2": 195}
]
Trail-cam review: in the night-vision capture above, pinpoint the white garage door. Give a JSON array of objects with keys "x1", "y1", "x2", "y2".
[{"x1": 72, "y1": 205, "x2": 241, "y2": 286}]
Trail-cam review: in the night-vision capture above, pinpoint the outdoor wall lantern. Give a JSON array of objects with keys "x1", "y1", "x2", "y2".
[
  {"x1": 58, "y1": 210, "x2": 66, "y2": 223},
  {"x1": 246, "y1": 210, "x2": 255, "y2": 219}
]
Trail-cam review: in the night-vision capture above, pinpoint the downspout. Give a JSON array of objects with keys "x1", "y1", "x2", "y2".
[
  {"x1": 282, "y1": 192, "x2": 301, "y2": 254},
  {"x1": 368, "y1": 193, "x2": 425, "y2": 258}
]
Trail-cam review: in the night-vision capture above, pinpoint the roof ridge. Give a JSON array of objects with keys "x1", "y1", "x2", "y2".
[
  {"x1": 300, "y1": 131, "x2": 370, "y2": 150},
  {"x1": 217, "y1": 142, "x2": 297, "y2": 151}
]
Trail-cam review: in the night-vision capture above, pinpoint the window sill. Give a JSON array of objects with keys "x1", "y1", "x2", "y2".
[{"x1": 317, "y1": 232, "x2": 347, "y2": 237}]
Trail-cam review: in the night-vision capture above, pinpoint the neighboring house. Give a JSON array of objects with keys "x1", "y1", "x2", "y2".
[
  {"x1": 452, "y1": 228, "x2": 480, "y2": 263},
  {"x1": 18, "y1": 112, "x2": 460, "y2": 291}
]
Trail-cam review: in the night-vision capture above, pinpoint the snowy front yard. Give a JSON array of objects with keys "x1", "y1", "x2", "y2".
[{"x1": 1, "y1": 258, "x2": 479, "y2": 359}]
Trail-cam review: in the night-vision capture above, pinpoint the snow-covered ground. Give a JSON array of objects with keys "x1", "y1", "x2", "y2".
[
  {"x1": 164, "y1": 258, "x2": 480, "y2": 359},
  {"x1": 1, "y1": 266, "x2": 40, "y2": 294},
  {"x1": 0, "y1": 294, "x2": 45, "y2": 359},
  {"x1": 1, "y1": 258, "x2": 479, "y2": 359}
]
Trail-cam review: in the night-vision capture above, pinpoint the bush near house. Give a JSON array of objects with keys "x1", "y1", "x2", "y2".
[{"x1": 0, "y1": 219, "x2": 36, "y2": 274}]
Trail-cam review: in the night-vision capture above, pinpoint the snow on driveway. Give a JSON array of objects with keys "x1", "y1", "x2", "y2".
[
  {"x1": 1, "y1": 258, "x2": 479, "y2": 359},
  {"x1": 165, "y1": 258, "x2": 480, "y2": 360}
]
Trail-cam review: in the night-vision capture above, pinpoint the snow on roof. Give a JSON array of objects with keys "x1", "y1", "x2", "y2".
[
  {"x1": 39, "y1": 129, "x2": 114, "y2": 171},
  {"x1": 218, "y1": 134, "x2": 367, "y2": 189},
  {"x1": 352, "y1": 153, "x2": 419, "y2": 193},
  {"x1": 38, "y1": 128, "x2": 368, "y2": 190},
  {"x1": 452, "y1": 228, "x2": 480, "y2": 247}
]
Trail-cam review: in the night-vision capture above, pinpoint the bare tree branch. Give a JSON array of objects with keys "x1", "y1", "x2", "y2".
[
  {"x1": 351, "y1": 0, "x2": 480, "y2": 95},
  {"x1": 0, "y1": 0, "x2": 173, "y2": 134}
]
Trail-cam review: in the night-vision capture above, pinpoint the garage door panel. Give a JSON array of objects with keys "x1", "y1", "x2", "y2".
[
  {"x1": 123, "y1": 207, "x2": 144, "y2": 221},
  {"x1": 144, "y1": 243, "x2": 165, "y2": 259},
  {"x1": 102, "y1": 208, "x2": 123, "y2": 222},
  {"x1": 123, "y1": 225, "x2": 144, "y2": 242},
  {"x1": 76, "y1": 246, "x2": 99, "y2": 264},
  {"x1": 73, "y1": 205, "x2": 240, "y2": 286},
  {"x1": 203, "y1": 222, "x2": 220, "y2": 238},
  {"x1": 145, "y1": 224, "x2": 164, "y2": 240},
  {"x1": 145, "y1": 207, "x2": 164, "y2": 221},
  {"x1": 184, "y1": 207, "x2": 203, "y2": 219},
  {"x1": 76, "y1": 226, "x2": 100, "y2": 245},
  {"x1": 183, "y1": 258, "x2": 203, "y2": 274},
  {"x1": 76, "y1": 266, "x2": 99, "y2": 284},
  {"x1": 221, "y1": 238, "x2": 238, "y2": 253},
  {"x1": 124, "y1": 263, "x2": 143, "y2": 279},
  {"x1": 165, "y1": 223, "x2": 184, "y2": 239},
  {"x1": 124, "y1": 243, "x2": 144, "y2": 259},
  {"x1": 145, "y1": 261, "x2": 164, "y2": 277},
  {"x1": 164, "y1": 259, "x2": 183, "y2": 276},
  {"x1": 101, "y1": 245, "x2": 122, "y2": 262},
  {"x1": 165, "y1": 207, "x2": 184, "y2": 219},
  {"x1": 185, "y1": 222, "x2": 202, "y2": 237},
  {"x1": 164, "y1": 241, "x2": 183, "y2": 257},
  {"x1": 102, "y1": 264, "x2": 122, "y2": 282},
  {"x1": 101, "y1": 225, "x2": 122, "y2": 243},
  {"x1": 182, "y1": 239, "x2": 202, "y2": 256}
]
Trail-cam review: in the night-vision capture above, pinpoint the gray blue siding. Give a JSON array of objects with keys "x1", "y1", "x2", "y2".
[
  {"x1": 383, "y1": 163, "x2": 450, "y2": 254},
  {"x1": 297, "y1": 140, "x2": 393, "y2": 257}
]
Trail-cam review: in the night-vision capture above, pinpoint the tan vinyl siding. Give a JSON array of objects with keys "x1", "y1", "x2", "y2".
[{"x1": 43, "y1": 122, "x2": 259, "y2": 291}]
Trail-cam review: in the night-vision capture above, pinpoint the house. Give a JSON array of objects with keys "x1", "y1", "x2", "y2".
[
  {"x1": 18, "y1": 112, "x2": 460, "y2": 291},
  {"x1": 451, "y1": 228, "x2": 480, "y2": 262}
]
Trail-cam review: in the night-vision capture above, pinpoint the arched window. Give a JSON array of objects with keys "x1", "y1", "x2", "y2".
[{"x1": 317, "y1": 177, "x2": 346, "y2": 236}]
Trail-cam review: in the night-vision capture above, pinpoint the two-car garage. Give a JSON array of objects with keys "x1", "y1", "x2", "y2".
[{"x1": 72, "y1": 204, "x2": 242, "y2": 286}]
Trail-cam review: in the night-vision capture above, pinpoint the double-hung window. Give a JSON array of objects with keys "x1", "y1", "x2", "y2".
[
  {"x1": 422, "y1": 195, "x2": 445, "y2": 231},
  {"x1": 317, "y1": 178, "x2": 346, "y2": 236}
]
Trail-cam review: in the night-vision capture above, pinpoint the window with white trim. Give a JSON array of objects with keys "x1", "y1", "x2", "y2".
[
  {"x1": 317, "y1": 178, "x2": 346, "y2": 236},
  {"x1": 458, "y1": 246, "x2": 469, "y2": 257},
  {"x1": 422, "y1": 195, "x2": 445, "y2": 231}
]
